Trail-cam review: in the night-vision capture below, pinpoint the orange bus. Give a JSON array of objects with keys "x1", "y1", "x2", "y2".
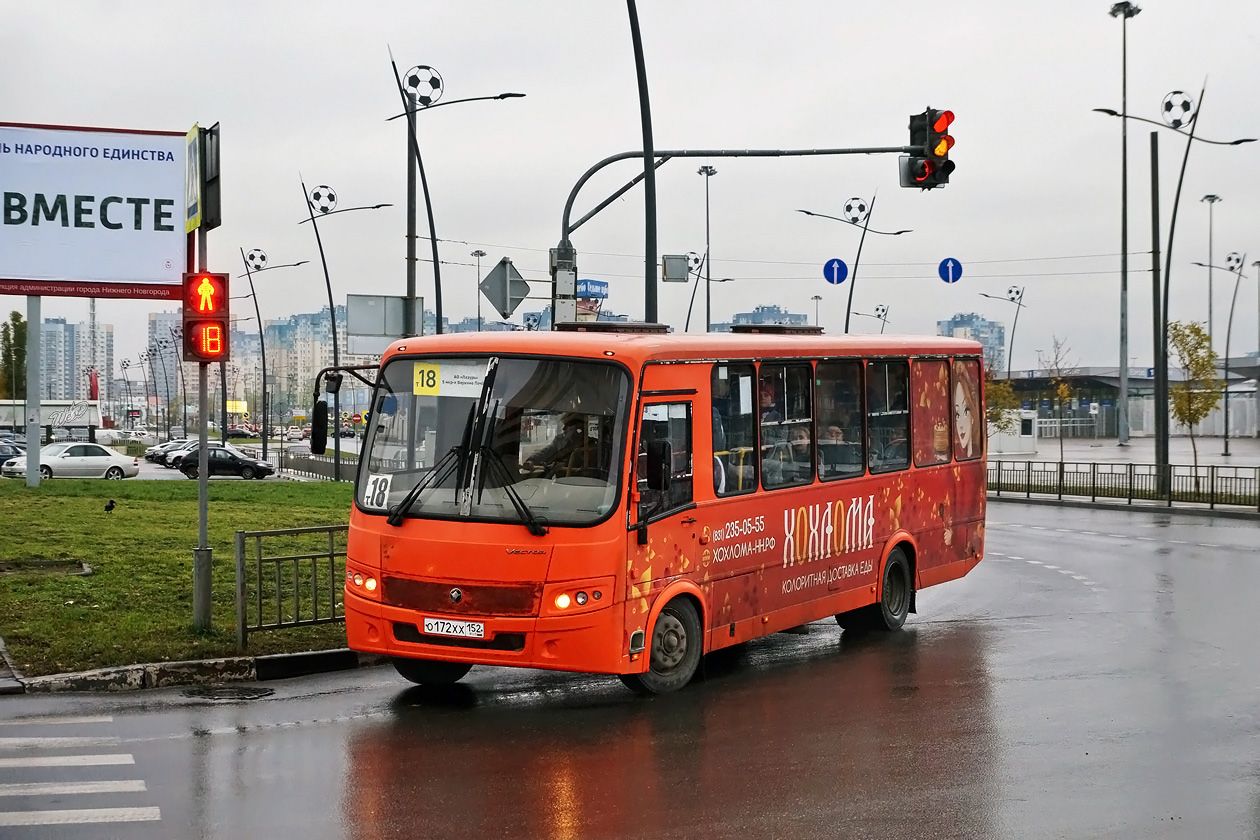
[{"x1": 312, "y1": 323, "x2": 986, "y2": 694}]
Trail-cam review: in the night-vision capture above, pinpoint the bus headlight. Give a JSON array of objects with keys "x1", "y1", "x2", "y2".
[
  {"x1": 575, "y1": 591, "x2": 588, "y2": 606},
  {"x1": 555, "y1": 593, "x2": 571, "y2": 610}
]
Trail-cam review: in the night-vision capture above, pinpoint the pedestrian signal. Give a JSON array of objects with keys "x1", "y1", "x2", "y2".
[{"x1": 181, "y1": 272, "x2": 231, "y2": 362}]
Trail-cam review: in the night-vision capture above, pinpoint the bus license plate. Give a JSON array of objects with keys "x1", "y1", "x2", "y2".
[{"x1": 423, "y1": 617, "x2": 485, "y2": 639}]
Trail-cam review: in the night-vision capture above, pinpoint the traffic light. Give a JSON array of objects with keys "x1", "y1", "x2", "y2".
[
  {"x1": 926, "y1": 108, "x2": 956, "y2": 186},
  {"x1": 900, "y1": 108, "x2": 955, "y2": 189},
  {"x1": 181, "y1": 272, "x2": 231, "y2": 362},
  {"x1": 900, "y1": 111, "x2": 934, "y2": 188}
]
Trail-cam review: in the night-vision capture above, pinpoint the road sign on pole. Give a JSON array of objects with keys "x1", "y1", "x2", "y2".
[
  {"x1": 479, "y1": 257, "x2": 530, "y2": 318},
  {"x1": 823, "y1": 259, "x2": 849, "y2": 285},
  {"x1": 938, "y1": 258, "x2": 963, "y2": 283}
]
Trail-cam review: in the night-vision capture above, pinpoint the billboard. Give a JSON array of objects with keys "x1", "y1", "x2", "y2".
[{"x1": 0, "y1": 122, "x2": 187, "y2": 300}]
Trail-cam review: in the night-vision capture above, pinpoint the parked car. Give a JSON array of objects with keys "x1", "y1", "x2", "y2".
[
  {"x1": 224, "y1": 427, "x2": 255, "y2": 439},
  {"x1": 287, "y1": 426, "x2": 303, "y2": 441},
  {"x1": 301, "y1": 426, "x2": 312, "y2": 440},
  {"x1": 180, "y1": 447, "x2": 275, "y2": 480},
  {"x1": 146, "y1": 438, "x2": 191, "y2": 461},
  {"x1": 0, "y1": 441, "x2": 25, "y2": 460},
  {"x1": 166, "y1": 440, "x2": 246, "y2": 470},
  {"x1": 2, "y1": 442, "x2": 139, "y2": 479}
]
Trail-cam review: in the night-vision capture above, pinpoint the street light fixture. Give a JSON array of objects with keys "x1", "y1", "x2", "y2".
[
  {"x1": 1200, "y1": 194, "x2": 1221, "y2": 354},
  {"x1": 471, "y1": 249, "x2": 487, "y2": 331},
  {"x1": 299, "y1": 182, "x2": 389, "y2": 481},
  {"x1": 853, "y1": 304, "x2": 890, "y2": 334},
  {"x1": 796, "y1": 199, "x2": 911, "y2": 333},
  {"x1": 980, "y1": 286, "x2": 1026, "y2": 379},
  {"x1": 698, "y1": 165, "x2": 718, "y2": 332},
  {"x1": 387, "y1": 56, "x2": 526, "y2": 336},
  {"x1": 1109, "y1": 0, "x2": 1141, "y2": 445},
  {"x1": 1193, "y1": 255, "x2": 1247, "y2": 455},
  {"x1": 811, "y1": 294, "x2": 823, "y2": 327},
  {"x1": 238, "y1": 249, "x2": 309, "y2": 460}
]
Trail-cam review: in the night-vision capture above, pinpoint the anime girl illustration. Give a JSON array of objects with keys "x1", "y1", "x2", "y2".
[{"x1": 952, "y1": 360, "x2": 981, "y2": 460}]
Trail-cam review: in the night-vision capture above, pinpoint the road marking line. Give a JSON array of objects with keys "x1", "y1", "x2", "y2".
[
  {"x1": 1009, "y1": 556, "x2": 1024, "y2": 561},
  {"x1": 0, "y1": 737, "x2": 118, "y2": 750},
  {"x1": 1079, "y1": 531, "x2": 1098, "y2": 535},
  {"x1": 1043, "y1": 564, "x2": 1059, "y2": 569},
  {"x1": 1198, "y1": 544, "x2": 1219, "y2": 548},
  {"x1": 0, "y1": 780, "x2": 146, "y2": 797},
  {"x1": 1030, "y1": 526, "x2": 1048, "y2": 530},
  {"x1": 1072, "y1": 575, "x2": 1088, "y2": 580},
  {"x1": 1169, "y1": 540, "x2": 1189, "y2": 544},
  {"x1": 1108, "y1": 534, "x2": 1126, "y2": 538},
  {"x1": 1137, "y1": 537, "x2": 1156, "y2": 541},
  {"x1": 0, "y1": 716, "x2": 113, "y2": 727},
  {"x1": 1057, "y1": 569, "x2": 1074, "y2": 574},
  {"x1": 0, "y1": 754, "x2": 133, "y2": 768},
  {"x1": 0, "y1": 807, "x2": 160, "y2": 827},
  {"x1": 1025, "y1": 560, "x2": 1043, "y2": 565}
]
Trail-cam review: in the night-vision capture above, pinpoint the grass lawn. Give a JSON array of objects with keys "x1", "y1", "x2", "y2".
[{"x1": 0, "y1": 478, "x2": 355, "y2": 677}]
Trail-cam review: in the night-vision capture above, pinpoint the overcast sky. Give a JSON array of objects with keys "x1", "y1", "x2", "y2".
[{"x1": 4, "y1": 0, "x2": 1260, "y2": 372}]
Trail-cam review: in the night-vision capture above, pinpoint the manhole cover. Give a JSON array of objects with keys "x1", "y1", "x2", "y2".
[
  {"x1": 181, "y1": 685, "x2": 275, "y2": 701},
  {"x1": 0, "y1": 558, "x2": 93, "y2": 576}
]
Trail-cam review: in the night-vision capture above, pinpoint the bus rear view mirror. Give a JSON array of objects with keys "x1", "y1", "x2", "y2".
[
  {"x1": 645, "y1": 439, "x2": 672, "y2": 492},
  {"x1": 311, "y1": 400, "x2": 328, "y2": 454}
]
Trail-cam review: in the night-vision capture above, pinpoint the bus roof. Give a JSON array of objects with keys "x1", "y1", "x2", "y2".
[{"x1": 381, "y1": 330, "x2": 984, "y2": 367}]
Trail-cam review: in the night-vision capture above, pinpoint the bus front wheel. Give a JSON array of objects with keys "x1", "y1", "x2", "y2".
[
  {"x1": 390, "y1": 657, "x2": 472, "y2": 685},
  {"x1": 620, "y1": 597, "x2": 702, "y2": 695},
  {"x1": 836, "y1": 547, "x2": 912, "y2": 633}
]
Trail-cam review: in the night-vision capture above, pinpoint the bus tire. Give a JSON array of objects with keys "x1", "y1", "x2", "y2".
[
  {"x1": 390, "y1": 657, "x2": 472, "y2": 685},
  {"x1": 620, "y1": 597, "x2": 702, "y2": 695},
  {"x1": 836, "y1": 547, "x2": 912, "y2": 633}
]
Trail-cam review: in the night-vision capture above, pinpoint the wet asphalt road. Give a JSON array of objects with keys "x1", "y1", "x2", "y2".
[{"x1": 2, "y1": 502, "x2": 1259, "y2": 839}]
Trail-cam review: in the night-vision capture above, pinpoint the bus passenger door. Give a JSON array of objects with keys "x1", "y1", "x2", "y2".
[{"x1": 627, "y1": 402, "x2": 697, "y2": 616}]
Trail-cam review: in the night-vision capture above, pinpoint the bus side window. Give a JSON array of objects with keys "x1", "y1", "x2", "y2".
[
  {"x1": 867, "y1": 360, "x2": 910, "y2": 473},
  {"x1": 711, "y1": 364, "x2": 757, "y2": 496},
  {"x1": 638, "y1": 402, "x2": 693, "y2": 518},
  {"x1": 816, "y1": 360, "x2": 865, "y2": 480},
  {"x1": 759, "y1": 362, "x2": 814, "y2": 490}
]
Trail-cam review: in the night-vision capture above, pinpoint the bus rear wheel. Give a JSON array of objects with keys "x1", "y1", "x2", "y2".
[
  {"x1": 620, "y1": 597, "x2": 702, "y2": 695},
  {"x1": 836, "y1": 547, "x2": 912, "y2": 632},
  {"x1": 390, "y1": 657, "x2": 472, "y2": 685}
]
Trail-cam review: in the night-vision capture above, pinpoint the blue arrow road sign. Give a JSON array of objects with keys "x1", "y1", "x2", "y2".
[
  {"x1": 823, "y1": 259, "x2": 848, "y2": 285},
  {"x1": 938, "y1": 258, "x2": 963, "y2": 283}
]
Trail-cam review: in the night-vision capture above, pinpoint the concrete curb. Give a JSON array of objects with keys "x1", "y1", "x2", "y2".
[
  {"x1": 4, "y1": 648, "x2": 386, "y2": 695},
  {"x1": 988, "y1": 492, "x2": 1260, "y2": 520}
]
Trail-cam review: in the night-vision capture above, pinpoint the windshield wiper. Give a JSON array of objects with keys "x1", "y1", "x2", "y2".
[
  {"x1": 478, "y1": 445, "x2": 549, "y2": 537},
  {"x1": 385, "y1": 445, "x2": 461, "y2": 527}
]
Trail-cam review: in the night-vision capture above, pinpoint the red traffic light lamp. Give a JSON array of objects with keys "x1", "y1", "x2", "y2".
[
  {"x1": 900, "y1": 108, "x2": 955, "y2": 189},
  {"x1": 181, "y1": 272, "x2": 232, "y2": 362},
  {"x1": 926, "y1": 108, "x2": 956, "y2": 186}
]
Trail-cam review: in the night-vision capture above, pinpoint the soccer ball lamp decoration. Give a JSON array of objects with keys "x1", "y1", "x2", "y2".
[
  {"x1": 1225, "y1": 252, "x2": 1243, "y2": 272},
  {"x1": 308, "y1": 185, "x2": 338, "y2": 215},
  {"x1": 1161, "y1": 91, "x2": 1195, "y2": 129},
  {"x1": 843, "y1": 197, "x2": 869, "y2": 224},
  {"x1": 1007, "y1": 285, "x2": 1024, "y2": 303},
  {"x1": 404, "y1": 65, "x2": 444, "y2": 107},
  {"x1": 245, "y1": 249, "x2": 268, "y2": 272}
]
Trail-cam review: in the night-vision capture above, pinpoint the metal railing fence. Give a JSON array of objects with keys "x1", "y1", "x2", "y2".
[
  {"x1": 988, "y1": 460, "x2": 1260, "y2": 511},
  {"x1": 235, "y1": 524, "x2": 349, "y2": 649}
]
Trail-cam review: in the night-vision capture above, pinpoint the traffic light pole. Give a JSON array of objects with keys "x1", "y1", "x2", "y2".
[{"x1": 194, "y1": 226, "x2": 212, "y2": 632}]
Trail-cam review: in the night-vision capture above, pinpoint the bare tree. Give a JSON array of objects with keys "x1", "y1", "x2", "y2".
[{"x1": 1037, "y1": 336, "x2": 1077, "y2": 464}]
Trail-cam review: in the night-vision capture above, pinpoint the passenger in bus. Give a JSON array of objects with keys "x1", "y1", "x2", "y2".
[{"x1": 523, "y1": 413, "x2": 585, "y2": 474}]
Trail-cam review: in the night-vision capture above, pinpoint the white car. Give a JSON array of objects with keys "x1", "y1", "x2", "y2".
[
  {"x1": 2, "y1": 442, "x2": 140, "y2": 480},
  {"x1": 287, "y1": 426, "x2": 303, "y2": 441}
]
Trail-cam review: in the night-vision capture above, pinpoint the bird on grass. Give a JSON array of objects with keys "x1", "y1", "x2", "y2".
[{"x1": 104, "y1": 500, "x2": 116, "y2": 514}]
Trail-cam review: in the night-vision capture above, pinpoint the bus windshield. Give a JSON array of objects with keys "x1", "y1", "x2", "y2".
[{"x1": 357, "y1": 355, "x2": 630, "y2": 527}]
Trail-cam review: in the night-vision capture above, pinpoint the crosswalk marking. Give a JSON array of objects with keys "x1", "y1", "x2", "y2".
[
  {"x1": 0, "y1": 806, "x2": 161, "y2": 827},
  {"x1": 0, "y1": 716, "x2": 113, "y2": 727},
  {"x1": 0, "y1": 780, "x2": 146, "y2": 796},
  {"x1": 0, "y1": 754, "x2": 134, "y2": 768},
  {"x1": 0, "y1": 736, "x2": 119, "y2": 750}
]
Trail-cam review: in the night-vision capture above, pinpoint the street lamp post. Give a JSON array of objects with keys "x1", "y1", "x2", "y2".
[
  {"x1": 853, "y1": 304, "x2": 890, "y2": 334},
  {"x1": 698, "y1": 165, "x2": 717, "y2": 332},
  {"x1": 471, "y1": 249, "x2": 487, "y2": 331},
  {"x1": 1220, "y1": 254, "x2": 1245, "y2": 456},
  {"x1": 1201, "y1": 194, "x2": 1221, "y2": 354},
  {"x1": 239, "y1": 250, "x2": 308, "y2": 461},
  {"x1": 811, "y1": 295, "x2": 822, "y2": 326},
  {"x1": 980, "y1": 286, "x2": 1026, "y2": 380},
  {"x1": 388, "y1": 59, "x2": 525, "y2": 336},
  {"x1": 796, "y1": 201, "x2": 911, "y2": 333},
  {"x1": 1110, "y1": 1, "x2": 1141, "y2": 446}
]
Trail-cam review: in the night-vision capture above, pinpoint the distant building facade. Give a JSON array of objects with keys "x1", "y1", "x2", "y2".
[{"x1": 937, "y1": 312, "x2": 1005, "y2": 371}]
